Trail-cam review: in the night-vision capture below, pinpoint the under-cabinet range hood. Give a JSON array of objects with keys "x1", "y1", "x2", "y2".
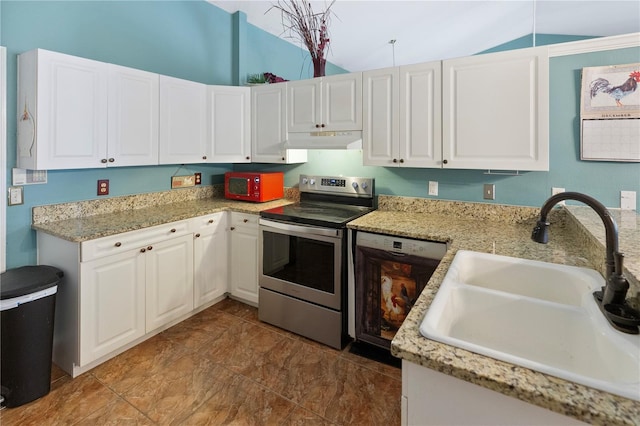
[{"x1": 284, "y1": 130, "x2": 363, "y2": 150}]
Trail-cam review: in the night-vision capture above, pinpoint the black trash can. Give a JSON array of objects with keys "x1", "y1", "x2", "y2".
[{"x1": 1, "y1": 265, "x2": 63, "y2": 408}]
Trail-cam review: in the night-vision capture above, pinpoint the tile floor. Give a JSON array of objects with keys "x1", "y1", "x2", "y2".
[{"x1": 0, "y1": 298, "x2": 402, "y2": 425}]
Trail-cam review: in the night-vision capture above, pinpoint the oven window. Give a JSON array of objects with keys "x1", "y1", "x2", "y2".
[
  {"x1": 262, "y1": 230, "x2": 336, "y2": 294},
  {"x1": 228, "y1": 177, "x2": 249, "y2": 196}
]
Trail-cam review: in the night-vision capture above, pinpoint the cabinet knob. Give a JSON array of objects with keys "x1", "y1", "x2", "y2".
[
  {"x1": 243, "y1": 219, "x2": 248, "y2": 223},
  {"x1": 230, "y1": 226, "x2": 236, "y2": 231},
  {"x1": 101, "y1": 158, "x2": 108, "y2": 164},
  {"x1": 140, "y1": 248, "x2": 146, "y2": 253},
  {"x1": 114, "y1": 242, "x2": 122, "y2": 247},
  {"x1": 147, "y1": 246, "x2": 153, "y2": 251},
  {"x1": 202, "y1": 155, "x2": 207, "y2": 160},
  {"x1": 399, "y1": 158, "x2": 404, "y2": 164},
  {"x1": 321, "y1": 123, "x2": 326, "y2": 128},
  {"x1": 392, "y1": 158, "x2": 398, "y2": 163},
  {"x1": 208, "y1": 219, "x2": 214, "y2": 224},
  {"x1": 281, "y1": 157, "x2": 285, "y2": 161},
  {"x1": 108, "y1": 158, "x2": 115, "y2": 163},
  {"x1": 315, "y1": 124, "x2": 320, "y2": 128},
  {"x1": 170, "y1": 228, "x2": 176, "y2": 233},
  {"x1": 195, "y1": 233, "x2": 201, "y2": 238},
  {"x1": 443, "y1": 159, "x2": 448, "y2": 165},
  {"x1": 246, "y1": 156, "x2": 250, "y2": 160}
]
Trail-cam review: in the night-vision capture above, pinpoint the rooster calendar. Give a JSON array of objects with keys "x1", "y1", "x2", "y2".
[{"x1": 580, "y1": 63, "x2": 640, "y2": 162}]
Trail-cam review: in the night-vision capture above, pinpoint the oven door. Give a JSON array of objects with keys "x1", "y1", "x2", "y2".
[{"x1": 259, "y1": 218, "x2": 343, "y2": 310}]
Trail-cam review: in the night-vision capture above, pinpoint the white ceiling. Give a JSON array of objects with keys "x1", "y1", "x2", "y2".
[{"x1": 210, "y1": 0, "x2": 640, "y2": 72}]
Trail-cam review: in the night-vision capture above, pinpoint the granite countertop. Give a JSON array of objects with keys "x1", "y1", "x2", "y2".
[
  {"x1": 32, "y1": 197, "x2": 294, "y2": 242},
  {"x1": 347, "y1": 199, "x2": 640, "y2": 425}
]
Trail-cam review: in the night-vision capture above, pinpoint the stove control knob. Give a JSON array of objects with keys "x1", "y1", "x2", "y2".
[
  {"x1": 309, "y1": 178, "x2": 316, "y2": 185},
  {"x1": 352, "y1": 182, "x2": 359, "y2": 190},
  {"x1": 361, "y1": 182, "x2": 368, "y2": 190},
  {"x1": 302, "y1": 178, "x2": 308, "y2": 185}
]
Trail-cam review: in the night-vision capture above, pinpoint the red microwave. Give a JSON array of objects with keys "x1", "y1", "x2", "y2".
[{"x1": 224, "y1": 171, "x2": 284, "y2": 202}]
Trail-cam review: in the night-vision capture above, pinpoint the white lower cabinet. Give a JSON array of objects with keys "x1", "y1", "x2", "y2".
[
  {"x1": 79, "y1": 248, "x2": 145, "y2": 365},
  {"x1": 144, "y1": 234, "x2": 194, "y2": 332},
  {"x1": 402, "y1": 360, "x2": 587, "y2": 425},
  {"x1": 192, "y1": 212, "x2": 228, "y2": 308},
  {"x1": 229, "y1": 212, "x2": 259, "y2": 305}
]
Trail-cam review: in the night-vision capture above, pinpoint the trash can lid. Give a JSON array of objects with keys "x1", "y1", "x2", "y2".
[{"x1": 0, "y1": 265, "x2": 64, "y2": 300}]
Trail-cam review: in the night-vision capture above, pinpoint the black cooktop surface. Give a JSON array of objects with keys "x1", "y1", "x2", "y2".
[{"x1": 260, "y1": 201, "x2": 374, "y2": 228}]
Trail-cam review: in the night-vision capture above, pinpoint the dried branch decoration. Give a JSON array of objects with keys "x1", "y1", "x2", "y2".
[{"x1": 268, "y1": 0, "x2": 336, "y2": 77}]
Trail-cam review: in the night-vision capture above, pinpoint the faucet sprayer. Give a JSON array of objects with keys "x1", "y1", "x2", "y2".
[{"x1": 532, "y1": 192, "x2": 640, "y2": 334}]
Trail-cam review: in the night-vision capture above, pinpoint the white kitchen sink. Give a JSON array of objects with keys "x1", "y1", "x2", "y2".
[{"x1": 420, "y1": 250, "x2": 640, "y2": 401}]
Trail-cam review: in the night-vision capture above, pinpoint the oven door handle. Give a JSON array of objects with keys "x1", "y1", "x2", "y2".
[{"x1": 259, "y1": 218, "x2": 341, "y2": 239}]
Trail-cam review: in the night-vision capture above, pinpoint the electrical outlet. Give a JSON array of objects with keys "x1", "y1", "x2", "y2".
[
  {"x1": 552, "y1": 187, "x2": 565, "y2": 205},
  {"x1": 621, "y1": 190, "x2": 636, "y2": 210},
  {"x1": 97, "y1": 179, "x2": 109, "y2": 196},
  {"x1": 194, "y1": 172, "x2": 202, "y2": 185},
  {"x1": 483, "y1": 184, "x2": 495, "y2": 200},
  {"x1": 428, "y1": 181, "x2": 438, "y2": 196}
]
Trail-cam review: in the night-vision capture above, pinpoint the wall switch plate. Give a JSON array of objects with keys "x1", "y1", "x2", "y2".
[
  {"x1": 428, "y1": 181, "x2": 438, "y2": 196},
  {"x1": 621, "y1": 190, "x2": 636, "y2": 210},
  {"x1": 97, "y1": 179, "x2": 109, "y2": 196},
  {"x1": 171, "y1": 175, "x2": 195, "y2": 189},
  {"x1": 483, "y1": 184, "x2": 495, "y2": 200},
  {"x1": 552, "y1": 187, "x2": 565, "y2": 205},
  {"x1": 7, "y1": 186, "x2": 24, "y2": 206}
]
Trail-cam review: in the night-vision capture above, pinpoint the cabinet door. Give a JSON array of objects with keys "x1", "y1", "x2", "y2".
[
  {"x1": 287, "y1": 78, "x2": 321, "y2": 132},
  {"x1": 18, "y1": 49, "x2": 108, "y2": 170},
  {"x1": 107, "y1": 64, "x2": 159, "y2": 167},
  {"x1": 193, "y1": 213, "x2": 228, "y2": 308},
  {"x1": 442, "y1": 47, "x2": 549, "y2": 171},
  {"x1": 209, "y1": 86, "x2": 251, "y2": 163},
  {"x1": 363, "y1": 67, "x2": 399, "y2": 166},
  {"x1": 159, "y1": 75, "x2": 208, "y2": 164},
  {"x1": 145, "y1": 234, "x2": 194, "y2": 332},
  {"x1": 252, "y1": 84, "x2": 307, "y2": 163},
  {"x1": 399, "y1": 62, "x2": 442, "y2": 168},
  {"x1": 229, "y1": 213, "x2": 259, "y2": 305},
  {"x1": 322, "y1": 72, "x2": 362, "y2": 131},
  {"x1": 80, "y1": 249, "x2": 145, "y2": 365}
]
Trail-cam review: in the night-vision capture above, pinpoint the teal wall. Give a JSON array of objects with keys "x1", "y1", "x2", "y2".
[
  {"x1": 0, "y1": 0, "x2": 345, "y2": 268},
  {"x1": 1, "y1": 1, "x2": 639, "y2": 269}
]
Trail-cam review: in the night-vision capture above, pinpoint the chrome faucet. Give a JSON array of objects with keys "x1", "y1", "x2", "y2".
[{"x1": 532, "y1": 192, "x2": 640, "y2": 334}]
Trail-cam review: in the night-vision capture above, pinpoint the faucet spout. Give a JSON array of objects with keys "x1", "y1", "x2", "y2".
[{"x1": 532, "y1": 192, "x2": 639, "y2": 334}]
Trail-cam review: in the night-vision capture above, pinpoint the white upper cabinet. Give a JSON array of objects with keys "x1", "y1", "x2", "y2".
[
  {"x1": 251, "y1": 83, "x2": 307, "y2": 163},
  {"x1": 442, "y1": 46, "x2": 549, "y2": 171},
  {"x1": 287, "y1": 73, "x2": 362, "y2": 132},
  {"x1": 107, "y1": 64, "x2": 159, "y2": 167},
  {"x1": 17, "y1": 49, "x2": 108, "y2": 170},
  {"x1": 17, "y1": 49, "x2": 159, "y2": 170},
  {"x1": 363, "y1": 62, "x2": 442, "y2": 167},
  {"x1": 208, "y1": 85, "x2": 251, "y2": 163},
  {"x1": 159, "y1": 75, "x2": 209, "y2": 164}
]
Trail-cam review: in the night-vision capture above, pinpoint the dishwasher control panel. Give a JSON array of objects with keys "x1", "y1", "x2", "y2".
[{"x1": 356, "y1": 232, "x2": 447, "y2": 260}]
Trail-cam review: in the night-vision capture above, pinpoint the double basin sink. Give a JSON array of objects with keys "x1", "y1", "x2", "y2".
[{"x1": 420, "y1": 250, "x2": 640, "y2": 401}]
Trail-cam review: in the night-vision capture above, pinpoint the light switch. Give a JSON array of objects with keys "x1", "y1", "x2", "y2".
[{"x1": 8, "y1": 186, "x2": 24, "y2": 206}]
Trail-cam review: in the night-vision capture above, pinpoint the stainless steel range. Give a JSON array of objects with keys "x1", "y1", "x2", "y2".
[{"x1": 258, "y1": 174, "x2": 375, "y2": 349}]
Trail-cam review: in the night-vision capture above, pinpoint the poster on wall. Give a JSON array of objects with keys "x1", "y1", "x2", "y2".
[{"x1": 580, "y1": 63, "x2": 640, "y2": 162}]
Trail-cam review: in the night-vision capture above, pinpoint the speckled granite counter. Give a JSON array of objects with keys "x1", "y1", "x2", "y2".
[
  {"x1": 347, "y1": 196, "x2": 640, "y2": 426},
  {"x1": 32, "y1": 185, "x2": 297, "y2": 242}
]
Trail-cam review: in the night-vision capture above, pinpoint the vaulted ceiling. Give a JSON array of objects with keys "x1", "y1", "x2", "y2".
[{"x1": 210, "y1": 0, "x2": 640, "y2": 72}]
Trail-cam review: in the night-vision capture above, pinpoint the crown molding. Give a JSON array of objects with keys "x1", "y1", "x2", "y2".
[{"x1": 548, "y1": 33, "x2": 640, "y2": 57}]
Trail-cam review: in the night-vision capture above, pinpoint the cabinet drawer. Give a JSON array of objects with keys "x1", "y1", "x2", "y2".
[
  {"x1": 189, "y1": 212, "x2": 226, "y2": 235},
  {"x1": 230, "y1": 212, "x2": 259, "y2": 230},
  {"x1": 81, "y1": 220, "x2": 190, "y2": 262}
]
